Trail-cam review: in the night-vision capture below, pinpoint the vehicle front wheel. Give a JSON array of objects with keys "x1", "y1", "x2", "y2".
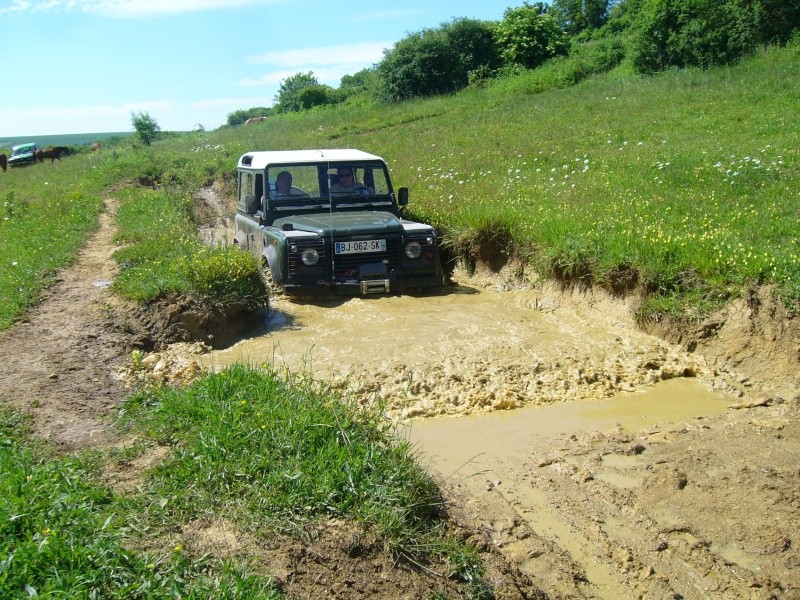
[{"x1": 260, "y1": 259, "x2": 284, "y2": 299}]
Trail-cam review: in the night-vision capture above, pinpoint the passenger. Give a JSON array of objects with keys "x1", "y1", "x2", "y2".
[
  {"x1": 330, "y1": 167, "x2": 370, "y2": 196},
  {"x1": 273, "y1": 171, "x2": 307, "y2": 197}
]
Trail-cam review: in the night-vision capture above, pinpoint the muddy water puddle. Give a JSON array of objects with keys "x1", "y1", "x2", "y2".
[
  {"x1": 407, "y1": 378, "x2": 731, "y2": 599},
  {"x1": 202, "y1": 286, "x2": 708, "y2": 419},
  {"x1": 405, "y1": 377, "x2": 729, "y2": 484}
]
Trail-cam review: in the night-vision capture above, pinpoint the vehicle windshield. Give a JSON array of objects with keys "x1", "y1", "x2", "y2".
[
  {"x1": 11, "y1": 145, "x2": 34, "y2": 156},
  {"x1": 265, "y1": 161, "x2": 392, "y2": 202}
]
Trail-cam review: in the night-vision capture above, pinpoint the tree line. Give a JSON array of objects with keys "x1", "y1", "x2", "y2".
[{"x1": 227, "y1": 0, "x2": 800, "y2": 125}]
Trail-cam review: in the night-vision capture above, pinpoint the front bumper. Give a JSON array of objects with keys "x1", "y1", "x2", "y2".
[{"x1": 282, "y1": 272, "x2": 444, "y2": 296}]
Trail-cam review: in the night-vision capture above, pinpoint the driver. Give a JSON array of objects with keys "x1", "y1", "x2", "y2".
[
  {"x1": 272, "y1": 171, "x2": 307, "y2": 198},
  {"x1": 330, "y1": 166, "x2": 369, "y2": 196}
]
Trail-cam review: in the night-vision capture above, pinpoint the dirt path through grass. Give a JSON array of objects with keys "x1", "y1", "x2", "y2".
[{"x1": 0, "y1": 197, "x2": 130, "y2": 450}]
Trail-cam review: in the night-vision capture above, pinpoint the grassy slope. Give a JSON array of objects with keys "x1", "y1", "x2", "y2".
[
  {"x1": 1, "y1": 45, "x2": 798, "y2": 329},
  {"x1": 195, "y1": 43, "x2": 800, "y2": 317}
]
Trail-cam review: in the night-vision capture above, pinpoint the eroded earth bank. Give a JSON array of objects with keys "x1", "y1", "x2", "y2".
[{"x1": 0, "y1": 191, "x2": 798, "y2": 599}]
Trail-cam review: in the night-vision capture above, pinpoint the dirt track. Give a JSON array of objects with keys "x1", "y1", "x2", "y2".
[{"x1": 0, "y1": 190, "x2": 798, "y2": 599}]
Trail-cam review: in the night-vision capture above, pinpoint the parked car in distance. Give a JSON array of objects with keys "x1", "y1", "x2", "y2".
[
  {"x1": 8, "y1": 143, "x2": 40, "y2": 167},
  {"x1": 234, "y1": 148, "x2": 444, "y2": 296}
]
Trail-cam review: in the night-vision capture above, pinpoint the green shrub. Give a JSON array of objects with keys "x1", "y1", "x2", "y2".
[
  {"x1": 494, "y1": 4, "x2": 568, "y2": 69},
  {"x1": 378, "y1": 18, "x2": 499, "y2": 102},
  {"x1": 130, "y1": 111, "x2": 161, "y2": 146},
  {"x1": 629, "y1": 0, "x2": 794, "y2": 73}
]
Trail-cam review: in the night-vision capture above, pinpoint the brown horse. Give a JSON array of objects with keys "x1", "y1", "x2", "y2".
[
  {"x1": 35, "y1": 146, "x2": 70, "y2": 163},
  {"x1": 0, "y1": 153, "x2": 6, "y2": 172}
]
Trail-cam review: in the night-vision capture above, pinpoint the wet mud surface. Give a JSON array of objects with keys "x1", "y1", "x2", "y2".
[
  {"x1": 195, "y1": 271, "x2": 799, "y2": 599},
  {"x1": 1, "y1": 188, "x2": 798, "y2": 599}
]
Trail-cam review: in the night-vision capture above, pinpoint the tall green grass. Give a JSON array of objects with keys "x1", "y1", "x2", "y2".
[
  {"x1": 118, "y1": 364, "x2": 489, "y2": 596},
  {"x1": 120, "y1": 364, "x2": 446, "y2": 553},
  {"x1": 111, "y1": 186, "x2": 264, "y2": 305},
  {"x1": 108, "y1": 43, "x2": 799, "y2": 318},
  {"x1": 2, "y1": 44, "x2": 797, "y2": 328},
  {"x1": 0, "y1": 407, "x2": 281, "y2": 599}
]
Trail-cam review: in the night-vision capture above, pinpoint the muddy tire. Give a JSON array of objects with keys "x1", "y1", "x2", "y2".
[{"x1": 261, "y1": 261, "x2": 284, "y2": 300}]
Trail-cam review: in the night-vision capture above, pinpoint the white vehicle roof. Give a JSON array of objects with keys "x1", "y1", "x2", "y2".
[{"x1": 238, "y1": 148, "x2": 385, "y2": 170}]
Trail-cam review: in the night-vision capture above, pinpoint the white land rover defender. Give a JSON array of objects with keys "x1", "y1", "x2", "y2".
[{"x1": 234, "y1": 148, "x2": 444, "y2": 296}]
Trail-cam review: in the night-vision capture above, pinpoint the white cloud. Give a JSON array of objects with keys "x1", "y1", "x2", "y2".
[
  {"x1": 2, "y1": 101, "x2": 174, "y2": 120},
  {"x1": 353, "y1": 9, "x2": 425, "y2": 23},
  {"x1": 239, "y1": 71, "x2": 298, "y2": 87},
  {"x1": 240, "y1": 42, "x2": 389, "y2": 89},
  {"x1": 0, "y1": 96, "x2": 282, "y2": 135},
  {"x1": 239, "y1": 65, "x2": 369, "y2": 89},
  {"x1": 246, "y1": 42, "x2": 390, "y2": 68},
  {"x1": 0, "y1": 0, "x2": 282, "y2": 17},
  {"x1": 192, "y1": 96, "x2": 274, "y2": 110}
]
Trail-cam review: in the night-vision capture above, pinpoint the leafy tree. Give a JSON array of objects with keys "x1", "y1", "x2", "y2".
[
  {"x1": 757, "y1": 0, "x2": 800, "y2": 45},
  {"x1": 445, "y1": 18, "x2": 502, "y2": 81},
  {"x1": 296, "y1": 84, "x2": 338, "y2": 110},
  {"x1": 130, "y1": 111, "x2": 160, "y2": 146},
  {"x1": 378, "y1": 28, "x2": 460, "y2": 102},
  {"x1": 377, "y1": 18, "x2": 500, "y2": 102},
  {"x1": 337, "y1": 68, "x2": 381, "y2": 104},
  {"x1": 551, "y1": 0, "x2": 610, "y2": 34},
  {"x1": 340, "y1": 68, "x2": 375, "y2": 92},
  {"x1": 495, "y1": 3, "x2": 569, "y2": 69},
  {"x1": 275, "y1": 72, "x2": 320, "y2": 113},
  {"x1": 629, "y1": 0, "x2": 777, "y2": 73}
]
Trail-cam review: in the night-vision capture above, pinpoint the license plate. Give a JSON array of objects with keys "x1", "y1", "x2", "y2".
[{"x1": 335, "y1": 239, "x2": 386, "y2": 254}]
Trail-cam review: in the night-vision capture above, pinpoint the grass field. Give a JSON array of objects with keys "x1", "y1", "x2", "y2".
[{"x1": 3, "y1": 43, "x2": 797, "y2": 327}]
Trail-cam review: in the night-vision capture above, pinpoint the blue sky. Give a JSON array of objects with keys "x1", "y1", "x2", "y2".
[{"x1": 0, "y1": 0, "x2": 511, "y2": 136}]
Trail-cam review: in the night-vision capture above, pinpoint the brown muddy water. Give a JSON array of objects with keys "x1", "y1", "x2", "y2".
[
  {"x1": 201, "y1": 285, "x2": 711, "y2": 420},
  {"x1": 405, "y1": 378, "x2": 730, "y2": 598}
]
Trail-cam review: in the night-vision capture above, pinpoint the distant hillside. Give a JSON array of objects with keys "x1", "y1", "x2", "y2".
[{"x1": 0, "y1": 131, "x2": 133, "y2": 150}]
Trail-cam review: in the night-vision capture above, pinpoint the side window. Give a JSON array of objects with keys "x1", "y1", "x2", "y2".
[
  {"x1": 238, "y1": 172, "x2": 251, "y2": 208},
  {"x1": 267, "y1": 166, "x2": 318, "y2": 199},
  {"x1": 239, "y1": 172, "x2": 260, "y2": 213},
  {"x1": 365, "y1": 168, "x2": 389, "y2": 194},
  {"x1": 254, "y1": 174, "x2": 264, "y2": 202}
]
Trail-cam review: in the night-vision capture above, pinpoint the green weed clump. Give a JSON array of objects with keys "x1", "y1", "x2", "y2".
[
  {"x1": 180, "y1": 245, "x2": 264, "y2": 303},
  {"x1": 0, "y1": 407, "x2": 281, "y2": 599}
]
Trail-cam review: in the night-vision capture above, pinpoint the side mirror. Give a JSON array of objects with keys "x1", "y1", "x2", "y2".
[
  {"x1": 398, "y1": 187, "x2": 409, "y2": 206},
  {"x1": 245, "y1": 195, "x2": 260, "y2": 215}
]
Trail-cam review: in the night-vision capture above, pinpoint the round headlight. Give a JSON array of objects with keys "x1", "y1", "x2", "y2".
[
  {"x1": 300, "y1": 247, "x2": 319, "y2": 266},
  {"x1": 405, "y1": 241, "x2": 422, "y2": 259}
]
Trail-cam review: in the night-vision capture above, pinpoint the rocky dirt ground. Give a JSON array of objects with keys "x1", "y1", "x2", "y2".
[{"x1": 0, "y1": 187, "x2": 798, "y2": 599}]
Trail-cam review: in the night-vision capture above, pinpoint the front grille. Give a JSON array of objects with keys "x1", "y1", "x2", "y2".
[{"x1": 330, "y1": 236, "x2": 400, "y2": 280}]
